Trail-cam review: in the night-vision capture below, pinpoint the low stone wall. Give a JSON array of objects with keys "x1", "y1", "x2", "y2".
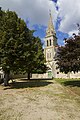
[
  {"x1": 11, "y1": 73, "x2": 52, "y2": 80},
  {"x1": 7, "y1": 72, "x2": 80, "y2": 80},
  {"x1": 32, "y1": 73, "x2": 50, "y2": 79},
  {"x1": 56, "y1": 72, "x2": 80, "y2": 79},
  {"x1": 70, "y1": 72, "x2": 80, "y2": 78}
]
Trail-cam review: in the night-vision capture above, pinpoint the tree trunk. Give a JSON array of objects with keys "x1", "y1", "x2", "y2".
[
  {"x1": 4, "y1": 72, "x2": 10, "y2": 86},
  {"x1": 28, "y1": 73, "x2": 30, "y2": 80}
]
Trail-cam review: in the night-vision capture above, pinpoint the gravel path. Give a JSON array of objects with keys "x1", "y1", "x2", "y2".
[{"x1": 0, "y1": 80, "x2": 80, "y2": 120}]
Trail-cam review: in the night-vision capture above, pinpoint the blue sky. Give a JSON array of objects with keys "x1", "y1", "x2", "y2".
[
  {"x1": 33, "y1": 0, "x2": 68, "y2": 45},
  {"x1": 0, "y1": 0, "x2": 80, "y2": 46},
  {"x1": 33, "y1": 19, "x2": 68, "y2": 46}
]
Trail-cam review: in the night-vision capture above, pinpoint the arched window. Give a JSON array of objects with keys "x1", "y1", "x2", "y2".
[
  {"x1": 50, "y1": 39, "x2": 51, "y2": 46},
  {"x1": 47, "y1": 40, "x2": 48, "y2": 46}
]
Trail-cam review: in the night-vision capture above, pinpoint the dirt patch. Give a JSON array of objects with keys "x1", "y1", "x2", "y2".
[{"x1": 0, "y1": 79, "x2": 80, "y2": 120}]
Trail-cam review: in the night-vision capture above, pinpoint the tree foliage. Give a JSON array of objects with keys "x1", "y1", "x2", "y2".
[
  {"x1": 0, "y1": 9, "x2": 31, "y2": 85},
  {"x1": 0, "y1": 8, "x2": 47, "y2": 85},
  {"x1": 55, "y1": 34, "x2": 80, "y2": 74},
  {"x1": 26, "y1": 36, "x2": 47, "y2": 79}
]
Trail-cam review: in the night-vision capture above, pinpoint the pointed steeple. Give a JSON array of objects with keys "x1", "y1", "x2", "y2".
[{"x1": 46, "y1": 10, "x2": 56, "y2": 37}]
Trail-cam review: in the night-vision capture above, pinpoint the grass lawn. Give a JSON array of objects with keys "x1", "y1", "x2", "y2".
[
  {"x1": 0, "y1": 79, "x2": 80, "y2": 120},
  {"x1": 55, "y1": 78, "x2": 80, "y2": 96}
]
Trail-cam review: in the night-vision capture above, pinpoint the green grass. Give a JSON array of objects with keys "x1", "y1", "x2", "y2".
[{"x1": 55, "y1": 78, "x2": 80, "y2": 96}]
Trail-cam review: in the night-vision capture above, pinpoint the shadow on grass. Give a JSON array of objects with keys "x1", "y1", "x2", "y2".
[
  {"x1": 4, "y1": 79, "x2": 53, "y2": 89},
  {"x1": 63, "y1": 80, "x2": 80, "y2": 87}
]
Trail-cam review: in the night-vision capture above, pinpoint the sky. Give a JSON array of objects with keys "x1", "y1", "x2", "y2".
[{"x1": 0, "y1": 0, "x2": 80, "y2": 46}]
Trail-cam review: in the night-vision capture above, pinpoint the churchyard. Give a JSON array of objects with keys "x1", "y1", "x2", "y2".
[
  {"x1": 0, "y1": 78, "x2": 80, "y2": 120},
  {"x1": 0, "y1": 6, "x2": 80, "y2": 120}
]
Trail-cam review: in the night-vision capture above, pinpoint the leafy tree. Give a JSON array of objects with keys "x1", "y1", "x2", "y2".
[
  {"x1": 0, "y1": 8, "x2": 47, "y2": 84},
  {"x1": 0, "y1": 9, "x2": 31, "y2": 85},
  {"x1": 24, "y1": 36, "x2": 47, "y2": 80},
  {"x1": 55, "y1": 33, "x2": 80, "y2": 74}
]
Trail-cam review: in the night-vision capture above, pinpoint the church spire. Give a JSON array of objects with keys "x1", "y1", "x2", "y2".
[{"x1": 46, "y1": 10, "x2": 56, "y2": 37}]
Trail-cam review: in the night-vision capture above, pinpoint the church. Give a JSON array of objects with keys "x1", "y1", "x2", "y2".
[
  {"x1": 44, "y1": 11, "x2": 57, "y2": 78},
  {"x1": 43, "y1": 12, "x2": 80, "y2": 79},
  {"x1": 32, "y1": 12, "x2": 80, "y2": 79}
]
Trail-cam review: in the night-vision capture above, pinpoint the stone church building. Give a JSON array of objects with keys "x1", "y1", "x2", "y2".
[
  {"x1": 33, "y1": 12, "x2": 80, "y2": 79},
  {"x1": 44, "y1": 12, "x2": 57, "y2": 78},
  {"x1": 44, "y1": 12, "x2": 80, "y2": 79}
]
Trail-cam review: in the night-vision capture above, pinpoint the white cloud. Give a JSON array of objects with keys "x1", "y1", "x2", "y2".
[
  {"x1": 69, "y1": 30, "x2": 78, "y2": 36},
  {"x1": 0, "y1": 0, "x2": 57, "y2": 28},
  {"x1": 1, "y1": 0, "x2": 80, "y2": 37},
  {"x1": 57, "y1": 0, "x2": 80, "y2": 35}
]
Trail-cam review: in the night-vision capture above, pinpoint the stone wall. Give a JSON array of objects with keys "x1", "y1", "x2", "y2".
[
  {"x1": 56, "y1": 72, "x2": 80, "y2": 79},
  {"x1": 32, "y1": 73, "x2": 49, "y2": 79}
]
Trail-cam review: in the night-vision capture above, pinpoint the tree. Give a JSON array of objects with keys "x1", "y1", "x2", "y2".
[
  {"x1": 0, "y1": 9, "x2": 31, "y2": 85},
  {"x1": 55, "y1": 33, "x2": 80, "y2": 74},
  {"x1": 0, "y1": 8, "x2": 47, "y2": 84},
  {"x1": 24, "y1": 36, "x2": 47, "y2": 80}
]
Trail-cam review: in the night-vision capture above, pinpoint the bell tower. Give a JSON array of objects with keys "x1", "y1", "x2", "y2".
[{"x1": 44, "y1": 11, "x2": 57, "y2": 78}]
